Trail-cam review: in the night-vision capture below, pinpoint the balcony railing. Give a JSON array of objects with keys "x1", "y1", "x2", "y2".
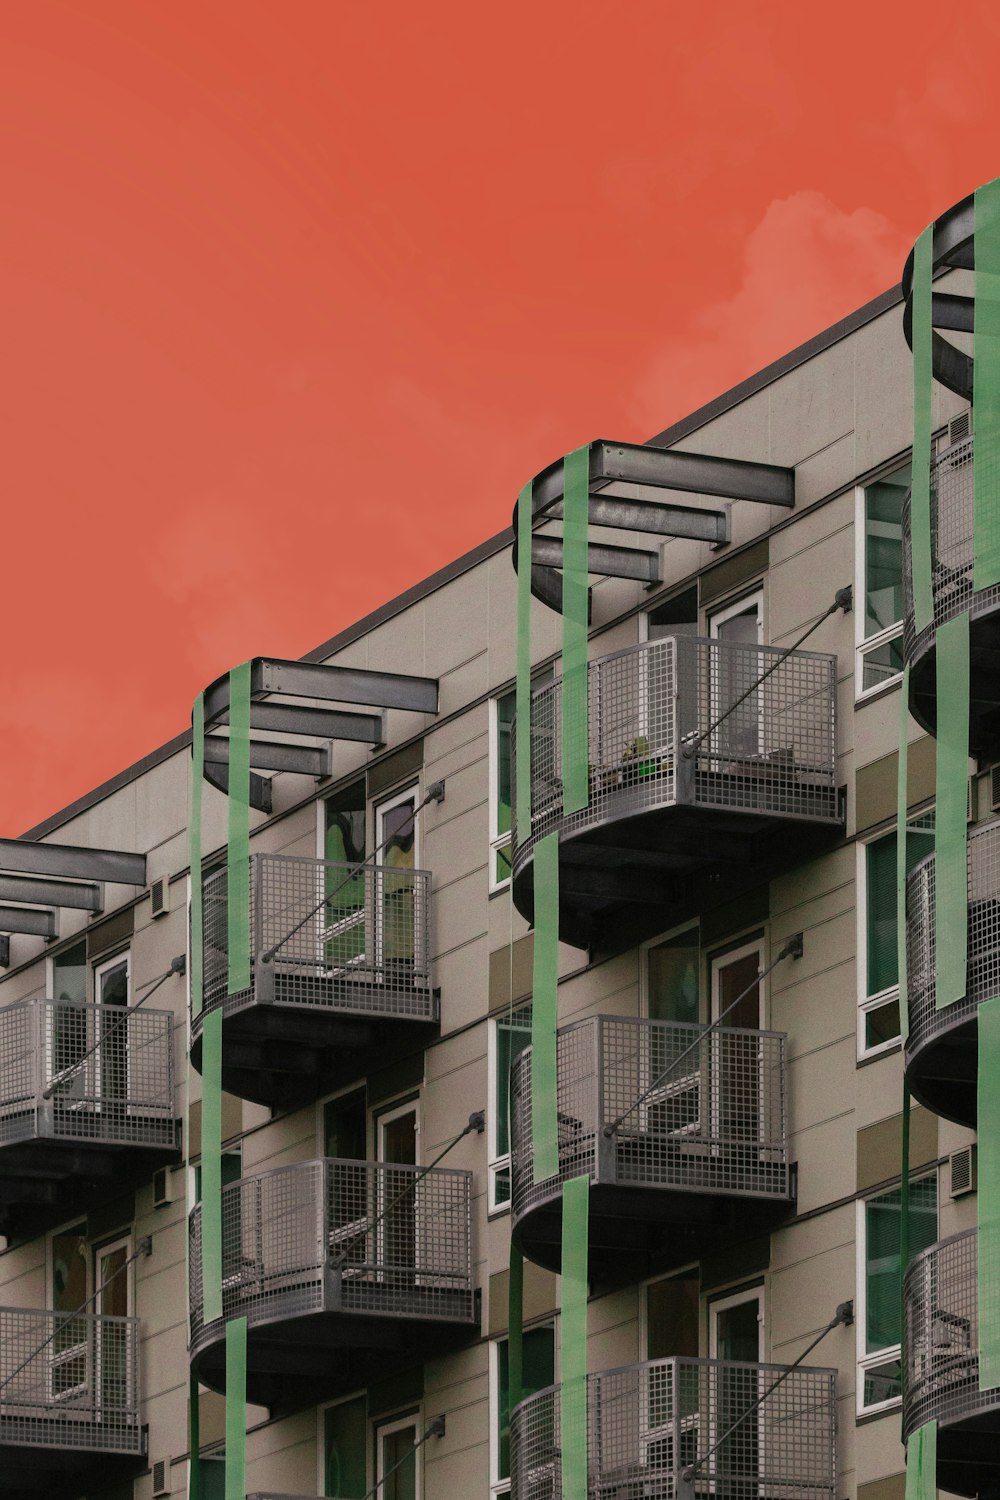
[
  {"x1": 202, "y1": 853, "x2": 434, "y2": 1021},
  {"x1": 0, "y1": 1306, "x2": 142, "y2": 1455},
  {"x1": 189, "y1": 1156, "x2": 474, "y2": 1343},
  {"x1": 905, "y1": 818, "x2": 1000, "y2": 1060},
  {"x1": 903, "y1": 433, "x2": 1000, "y2": 656},
  {"x1": 903, "y1": 1227, "x2": 1000, "y2": 1442},
  {"x1": 0, "y1": 999, "x2": 175, "y2": 1151},
  {"x1": 511, "y1": 635, "x2": 838, "y2": 866},
  {"x1": 510, "y1": 1016, "x2": 790, "y2": 1219},
  {"x1": 510, "y1": 1357, "x2": 837, "y2": 1500}
]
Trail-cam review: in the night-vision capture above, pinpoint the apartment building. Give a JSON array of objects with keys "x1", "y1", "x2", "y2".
[{"x1": 0, "y1": 182, "x2": 993, "y2": 1500}]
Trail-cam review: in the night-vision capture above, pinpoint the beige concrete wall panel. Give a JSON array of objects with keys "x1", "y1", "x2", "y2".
[
  {"x1": 425, "y1": 701, "x2": 488, "y2": 768},
  {"x1": 488, "y1": 934, "x2": 534, "y2": 1012},
  {"x1": 792, "y1": 431, "x2": 857, "y2": 510},
  {"x1": 855, "y1": 735, "x2": 936, "y2": 835},
  {"x1": 852, "y1": 310, "x2": 915, "y2": 476},
  {"x1": 365, "y1": 608, "x2": 427, "y2": 680},
  {"x1": 421, "y1": 568, "x2": 492, "y2": 678},
  {"x1": 699, "y1": 540, "x2": 769, "y2": 608},
  {"x1": 768, "y1": 532, "x2": 854, "y2": 647},
  {"x1": 435, "y1": 935, "x2": 488, "y2": 1029},
  {"x1": 854, "y1": 1416, "x2": 912, "y2": 1496},
  {"x1": 423, "y1": 1023, "x2": 486, "y2": 1089},
  {"x1": 486, "y1": 551, "x2": 518, "y2": 689},
  {"x1": 425, "y1": 1338, "x2": 487, "y2": 1396},
  {"x1": 432, "y1": 866, "x2": 487, "y2": 965},
  {"x1": 858, "y1": 1473, "x2": 905, "y2": 1500},
  {"x1": 437, "y1": 650, "x2": 489, "y2": 727},
  {"x1": 424, "y1": 765, "x2": 487, "y2": 850},
  {"x1": 687, "y1": 387, "x2": 773, "y2": 463},
  {"x1": 790, "y1": 1107, "x2": 855, "y2": 1215},
  {"x1": 940, "y1": 1187, "x2": 979, "y2": 1242},
  {"x1": 369, "y1": 739, "x2": 425, "y2": 801},
  {"x1": 769, "y1": 1201, "x2": 854, "y2": 1273},
  {"x1": 559, "y1": 964, "x2": 638, "y2": 1024},
  {"x1": 770, "y1": 843, "x2": 854, "y2": 922},
  {"x1": 769, "y1": 1238, "x2": 854, "y2": 1352},
  {"x1": 787, "y1": 1034, "x2": 855, "y2": 1140},
  {"x1": 187, "y1": 1092, "x2": 242, "y2": 1158},
  {"x1": 769, "y1": 341, "x2": 854, "y2": 470},
  {"x1": 243, "y1": 1112, "x2": 317, "y2": 1173},
  {"x1": 856, "y1": 1106, "x2": 938, "y2": 1192},
  {"x1": 488, "y1": 1260, "x2": 558, "y2": 1335}
]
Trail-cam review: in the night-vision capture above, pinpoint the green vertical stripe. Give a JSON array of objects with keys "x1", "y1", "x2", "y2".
[
  {"x1": 531, "y1": 833, "x2": 560, "y2": 1183},
  {"x1": 904, "y1": 1420, "x2": 936, "y2": 1500},
  {"x1": 508, "y1": 1243, "x2": 524, "y2": 1411},
  {"x1": 516, "y1": 481, "x2": 534, "y2": 837},
  {"x1": 911, "y1": 226, "x2": 935, "y2": 636},
  {"x1": 560, "y1": 1175, "x2": 589, "y2": 1500},
  {"x1": 191, "y1": 694, "x2": 205, "y2": 1018},
  {"x1": 189, "y1": 1368, "x2": 202, "y2": 1500},
  {"x1": 561, "y1": 445, "x2": 590, "y2": 815},
  {"x1": 224, "y1": 1317, "x2": 248, "y2": 1500},
  {"x1": 979, "y1": 997, "x2": 1000, "y2": 1389},
  {"x1": 911, "y1": 227, "x2": 935, "y2": 633},
  {"x1": 975, "y1": 178, "x2": 1000, "y2": 591},
  {"x1": 201, "y1": 1007, "x2": 224, "y2": 1324},
  {"x1": 898, "y1": 667, "x2": 911, "y2": 1040},
  {"x1": 227, "y1": 662, "x2": 252, "y2": 995},
  {"x1": 934, "y1": 614, "x2": 969, "y2": 1009},
  {"x1": 900, "y1": 1081, "x2": 910, "y2": 1345}
]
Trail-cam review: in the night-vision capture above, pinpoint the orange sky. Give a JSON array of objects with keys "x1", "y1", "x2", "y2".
[{"x1": 3, "y1": 0, "x2": 1000, "y2": 833}]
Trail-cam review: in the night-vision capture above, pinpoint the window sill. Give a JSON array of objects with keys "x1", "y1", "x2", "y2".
[
  {"x1": 857, "y1": 1041, "x2": 902, "y2": 1068},
  {"x1": 855, "y1": 1400, "x2": 902, "y2": 1426},
  {"x1": 855, "y1": 675, "x2": 903, "y2": 709}
]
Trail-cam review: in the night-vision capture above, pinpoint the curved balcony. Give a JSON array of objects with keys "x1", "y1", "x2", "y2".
[
  {"x1": 510, "y1": 1016, "x2": 793, "y2": 1282},
  {"x1": 510, "y1": 1356, "x2": 837, "y2": 1500},
  {"x1": 189, "y1": 1156, "x2": 476, "y2": 1412},
  {"x1": 904, "y1": 818, "x2": 1000, "y2": 1127},
  {"x1": 511, "y1": 636, "x2": 840, "y2": 950},
  {"x1": 0, "y1": 999, "x2": 178, "y2": 1243},
  {"x1": 190, "y1": 853, "x2": 438, "y2": 1107},
  {"x1": 902, "y1": 434, "x2": 1000, "y2": 751},
  {"x1": 903, "y1": 1228, "x2": 1000, "y2": 1495},
  {"x1": 0, "y1": 1306, "x2": 143, "y2": 1500}
]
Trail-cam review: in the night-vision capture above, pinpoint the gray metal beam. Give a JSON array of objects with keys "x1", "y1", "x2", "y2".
[
  {"x1": 933, "y1": 292, "x2": 974, "y2": 332},
  {"x1": 0, "y1": 875, "x2": 103, "y2": 913},
  {"x1": 0, "y1": 838, "x2": 145, "y2": 887},
  {"x1": 249, "y1": 703, "x2": 384, "y2": 744},
  {"x1": 546, "y1": 494, "x2": 729, "y2": 544},
  {"x1": 255, "y1": 659, "x2": 439, "y2": 714},
  {"x1": 591, "y1": 441, "x2": 795, "y2": 507},
  {"x1": 0, "y1": 906, "x2": 57, "y2": 937},
  {"x1": 204, "y1": 737, "x2": 331, "y2": 778},
  {"x1": 204, "y1": 761, "x2": 273, "y2": 814},
  {"x1": 532, "y1": 536, "x2": 661, "y2": 584}
]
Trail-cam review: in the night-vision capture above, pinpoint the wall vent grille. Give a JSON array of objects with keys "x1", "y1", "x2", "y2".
[
  {"x1": 152, "y1": 1457, "x2": 171, "y2": 1496},
  {"x1": 150, "y1": 877, "x2": 169, "y2": 918},
  {"x1": 949, "y1": 1144, "x2": 977, "y2": 1198},
  {"x1": 948, "y1": 409, "x2": 973, "y2": 446}
]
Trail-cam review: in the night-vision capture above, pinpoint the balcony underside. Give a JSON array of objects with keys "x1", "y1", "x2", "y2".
[
  {"x1": 512, "y1": 802, "x2": 841, "y2": 952},
  {"x1": 0, "y1": 1126, "x2": 179, "y2": 1244},
  {"x1": 0, "y1": 1434, "x2": 143, "y2": 1500},
  {"x1": 905, "y1": 1007, "x2": 977, "y2": 1129},
  {"x1": 190, "y1": 1297, "x2": 475, "y2": 1413},
  {"x1": 512, "y1": 1171, "x2": 794, "y2": 1284},
  {"x1": 925, "y1": 1392, "x2": 1000, "y2": 1497},
  {"x1": 190, "y1": 979, "x2": 438, "y2": 1107},
  {"x1": 908, "y1": 606, "x2": 1000, "y2": 756}
]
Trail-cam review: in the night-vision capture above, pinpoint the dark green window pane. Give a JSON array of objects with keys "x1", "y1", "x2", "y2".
[
  {"x1": 865, "y1": 998, "x2": 901, "y2": 1050},
  {"x1": 863, "y1": 1354, "x2": 902, "y2": 1406},
  {"x1": 325, "y1": 1089, "x2": 367, "y2": 1160},
  {"x1": 325, "y1": 1395, "x2": 367, "y2": 1497},
  {"x1": 867, "y1": 823, "x2": 936, "y2": 998},
  {"x1": 647, "y1": 934, "x2": 700, "y2": 1024},
  {"x1": 325, "y1": 782, "x2": 368, "y2": 963},
  {"x1": 496, "y1": 1008, "x2": 532, "y2": 1161},
  {"x1": 865, "y1": 466, "x2": 910, "y2": 638},
  {"x1": 494, "y1": 842, "x2": 513, "y2": 884},
  {"x1": 381, "y1": 1424, "x2": 416, "y2": 1500},
  {"x1": 497, "y1": 691, "x2": 515, "y2": 839},
  {"x1": 52, "y1": 940, "x2": 87, "y2": 1004},
  {"x1": 497, "y1": 1326, "x2": 555, "y2": 1480},
  {"x1": 202, "y1": 1455, "x2": 226, "y2": 1500},
  {"x1": 865, "y1": 1174, "x2": 937, "y2": 1352},
  {"x1": 862, "y1": 636, "x2": 905, "y2": 693}
]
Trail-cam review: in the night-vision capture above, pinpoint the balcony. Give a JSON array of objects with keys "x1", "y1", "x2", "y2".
[
  {"x1": 510, "y1": 1356, "x2": 837, "y2": 1500},
  {"x1": 0, "y1": 1306, "x2": 143, "y2": 1500},
  {"x1": 511, "y1": 635, "x2": 840, "y2": 950},
  {"x1": 0, "y1": 999, "x2": 178, "y2": 1242},
  {"x1": 190, "y1": 853, "x2": 438, "y2": 1107},
  {"x1": 904, "y1": 1228, "x2": 1000, "y2": 1495},
  {"x1": 904, "y1": 818, "x2": 1000, "y2": 1127},
  {"x1": 509, "y1": 1016, "x2": 792, "y2": 1282},
  {"x1": 189, "y1": 1156, "x2": 476, "y2": 1411},
  {"x1": 902, "y1": 434, "x2": 1000, "y2": 752}
]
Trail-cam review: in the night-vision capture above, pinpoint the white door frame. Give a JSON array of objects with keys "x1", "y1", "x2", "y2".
[
  {"x1": 708, "y1": 592, "x2": 765, "y2": 762},
  {"x1": 92, "y1": 951, "x2": 131, "y2": 1111},
  {"x1": 375, "y1": 1100, "x2": 419, "y2": 1280},
  {"x1": 95, "y1": 1233, "x2": 133, "y2": 1415},
  {"x1": 710, "y1": 940, "x2": 766, "y2": 1156},
  {"x1": 376, "y1": 1411, "x2": 423, "y2": 1500},
  {"x1": 709, "y1": 1286, "x2": 765, "y2": 1492},
  {"x1": 374, "y1": 784, "x2": 421, "y2": 978}
]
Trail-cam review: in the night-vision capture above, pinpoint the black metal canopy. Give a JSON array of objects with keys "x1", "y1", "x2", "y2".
[
  {"x1": 901, "y1": 190, "x2": 976, "y2": 400},
  {"x1": 0, "y1": 838, "x2": 147, "y2": 939}
]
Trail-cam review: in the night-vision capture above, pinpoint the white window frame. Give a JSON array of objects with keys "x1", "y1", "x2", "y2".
[
  {"x1": 375, "y1": 1411, "x2": 423, "y2": 1500},
  {"x1": 855, "y1": 1171, "x2": 937, "y2": 1416},
  {"x1": 488, "y1": 1005, "x2": 532, "y2": 1213},
  {"x1": 46, "y1": 1219, "x2": 90, "y2": 1404},
  {"x1": 640, "y1": 920, "x2": 701, "y2": 1020},
  {"x1": 489, "y1": 1324, "x2": 557, "y2": 1500},
  {"x1": 318, "y1": 1388, "x2": 370, "y2": 1498},
  {"x1": 854, "y1": 467, "x2": 908, "y2": 705},
  {"x1": 707, "y1": 591, "x2": 765, "y2": 762},
  {"x1": 489, "y1": 688, "x2": 516, "y2": 892},
  {"x1": 856, "y1": 809, "x2": 935, "y2": 1062}
]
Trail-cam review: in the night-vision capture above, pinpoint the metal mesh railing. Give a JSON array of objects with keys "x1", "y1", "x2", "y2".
[
  {"x1": 189, "y1": 1156, "x2": 474, "y2": 1341},
  {"x1": 0, "y1": 999, "x2": 174, "y2": 1150},
  {"x1": 905, "y1": 818, "x2": 1000, "y2": 1057},
  {"x1": 509, "y1": 1016, "x2": 789, "y2": 1219},
  {"x1": 902, "y1": 434, "x2": 1000, "y2": 659},
  {"x1": 510, "y1": 1357, "x2": 837, "y2": 1500},
  {"x1": 903, "y1": 1227, "x2": 1000, "y2": 1439},
  {"x1": 511, "y1": 635, "x2": 838, "y2": 867},
  {"x1": 0, "y1": 1306, "x2": 142, "y2": 1454},
  {"x1": 201, "y1": 853, "x2": 434, "y2": 1022}
]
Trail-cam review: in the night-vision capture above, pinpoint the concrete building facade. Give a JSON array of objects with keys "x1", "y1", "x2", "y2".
[{"x1": 0, "y1": 185, "x2": 992, "y2": 1500}]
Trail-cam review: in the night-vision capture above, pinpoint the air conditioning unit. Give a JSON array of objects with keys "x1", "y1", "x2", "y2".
[
  {"x1": 990, "y1": 763, "x2": 1000, "y2": 814},
  {"x1": 968, "y1": 776, "x2": 976, "y2": 823},
  {"x1": 151, "y1": 1456, "x2": 171, "y2": 1497},
  {"x1": 948, "y1": 408, "x2": 973, "y2": 447},
  {"x1": 150, "y1": 877, "x2": 170, "y2": 918},
  {"x1": 950, "y1": 1144, "x2": 977, "y2": 1198},
  {"x1": 152, "y1": 1167, "x2": 175, "y2": 1210}
]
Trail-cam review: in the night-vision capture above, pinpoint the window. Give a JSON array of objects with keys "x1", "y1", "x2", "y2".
[
  {"x1": 193, "y1": 1147, "x2": 243, "y2": 1202},
  {"x1": 490, "y1": 690, "x2": 516, "y2": 889},
  {"x1": 857, "y1": 1172, "x2": 937, "y2": 1412},
  {"x1": 644, "y1": 587, "x2": 698, "y2": 642},
  {"x1": 376, "y1": 1413, "x2": 421, "y2": 1500},
  {"x1": 50, "y1": 940, "x2": 87, "y2": 1003},
  {"x1": 858, "y1": 811, "x2": 935, "y2": 1058},
  {"x1": 708, "y1": 593, "x2": 764, "y2": 761},
  {"x1": 324, "y1": 1393, "x2": 368, "y2": 1497},
  {"x1": 646, "y1": 1267, "x2": 699, "y2": 1359},
  {"x1": 200, "y1": 1452, "x2": 226, "y2": 1500},
  {"x1": 488, "y1": 1005, "x2": 532, "y2": 1210},
  {"x1": 490, "y1": 1324, "x2": 556, "y2": 1499},
  {"x1": 644, "y1": 927, "x2": 700, "y2": 1025},
  {"x1": 856, "y1": 462, "x2": 911, "y2": 698}
]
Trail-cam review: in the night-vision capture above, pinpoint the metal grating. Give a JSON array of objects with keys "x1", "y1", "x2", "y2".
[
  {"x1": 0, "y1": 1306, "x2": 142, "y2": 1454},
  {"x1": 509, "y1": 1016, "x2": 789, "y2": 1220},
  {"x1": 189, "y1": 1156, "x2": 474, "y2": 1343},
  {"x1": 905, "y1": 817, "x2": 1000, "y2": 1055},
  {"x1": 201, "y1": 854, "x2": 435, "y2": 1023},
  {"x1": 510, "y1": 1357, "x2": 837, "y2": 1500},
  {"x1": 0, "y1": 999, "x2": 175, "y2": 1150},
  {"x1": 902, "y1": 434, "x2": 1000, "y2": 660},
  {"x1": 904, "y1": 1227, "x2": 1000, "y2": 1439},
  {"x1": 511, "y1": 635, "x2": 839, "y2": 870}
]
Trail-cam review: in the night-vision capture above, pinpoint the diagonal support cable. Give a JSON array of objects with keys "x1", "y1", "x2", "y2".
[
  {"x1": 359, "y1": 1414, "x2": 446, "y2": 1500},
  {"x1": 602, "y1": 933, "x2": 802, "y2": 1140}
]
